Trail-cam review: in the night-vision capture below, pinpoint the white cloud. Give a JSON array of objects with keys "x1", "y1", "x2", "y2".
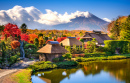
[
  {"x1": 102, "y1": 18, "x2": 111, "y2": 22},
  {"x1": 0, "y1": 5, "x2": 92, "y2": 29}
]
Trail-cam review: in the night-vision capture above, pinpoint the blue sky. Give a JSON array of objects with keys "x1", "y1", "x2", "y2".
[{"x1": 0, "y1": 0, "x2": 130, "y2": 20}]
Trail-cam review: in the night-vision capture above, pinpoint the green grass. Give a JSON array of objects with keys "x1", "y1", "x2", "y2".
[
  {"x1": 12, "y1": 69, "x2": 32, "y2": 83},
  {"x1": 76, "y1": 54, "x2": 130, "y2": 62}
]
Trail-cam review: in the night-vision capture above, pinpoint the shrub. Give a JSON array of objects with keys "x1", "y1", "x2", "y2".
[
  {"x1": 84, "y1": 52, "x2": 107, "y2": 58},
  {"x1": 24, "y1": 44, "x2": 37, "y2": 58},
  {"x1": 29, "y1": 61, "x2": 78, "y2": 71},
  {"x1": 76, "y1": 57, "x2": 86, "y2": 62},
  {"x1": 104, "y1": 40, "x2": 130, "y2": 54},
  {"x1": 59, "y1": 56, "x2": 65, "y2": 61},
  {"x1": 52, "y1": 58, "x2": 59, "y2": 62},
  {"x1": 31, "y1": 54, "x2": 39, "y2": 59},
  {"x1": 24, "y1": 44, "x2": 37, "y2": 49},
  {"x1": 64, "y1": 53, "x2": 72, "y2": 60},
  {"x1": 96, "y1": 46, "x2": 106, "y2": 52},
  {"x1": 29, "y1": 61, "x2": 57, "y2": 71},
  {"x1": 85, "y1": 38, "x2": 97, "y2": 53},
  {"x1": 79, "y1": 39, "x2": 84, "y2": 43},
  {"x1": 55, "y1": 61, "x2": 78, "y2": 68},
  {"x1": 10, "y1": 55, "x2": 19, "y2": 64}
]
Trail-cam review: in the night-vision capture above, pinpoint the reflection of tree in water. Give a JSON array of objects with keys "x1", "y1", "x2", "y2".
[
  {"x1": 34, "y1": 59, "x2": 130, "y2": 83},
  {"x1": 81, "y1": 60, "x2": 130, "y2": 83},
  {"x1": 104, "y1": 60, "x2": 130, "y2": 83}
]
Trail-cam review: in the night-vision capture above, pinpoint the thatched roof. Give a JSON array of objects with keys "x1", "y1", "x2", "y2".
[
  {"x1": 83, "y1": 31, "x2": 111, "y2": 44},
  {"x1": 60, "y1": 37, "x2": 82, "y2": 46},
  {"x1": 37, "y1": 41, "x2": 67, "y2": 53}
]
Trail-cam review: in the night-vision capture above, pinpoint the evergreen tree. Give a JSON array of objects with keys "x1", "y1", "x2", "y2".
[
  {"x1": 34, "y1": 38, "x2": 39, "y2": 48},
  {"x1": 20, "y1": 23, "x2": 27, "y2": 33},
  {"x1": 0, "y1": 25, "x2": 5, "y2": 32},
  {"x1": 38, "y1": 33, "x2": 43, "y2": 38}
]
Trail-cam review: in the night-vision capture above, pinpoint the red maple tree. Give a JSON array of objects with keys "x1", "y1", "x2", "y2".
[
  {"x1": 57, "y1": 37, "x2": 67, "y2": 42},
  {"x1": 2, "y1": 23, "x2": 21, "y2": 38},
  {"x1": 77, "y1": 37, "x2": 80, "y2": 40},
  {"x1": 21, "y1": 33, "x2": 29, "y2": 42}
]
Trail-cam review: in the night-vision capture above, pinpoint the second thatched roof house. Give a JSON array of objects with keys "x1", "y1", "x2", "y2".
[
  {"x1": 37, "y1": 41, "x2": 67, "y2": 61},
  {"x1": 81, "y1": 30, "x2": 111, "y2": 45},
  {"x1": 60, "y1": 37, "x2": 82, "y2": 47}
]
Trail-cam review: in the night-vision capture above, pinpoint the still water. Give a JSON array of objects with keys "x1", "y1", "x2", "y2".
[{"x1": 31, "y1": 59, "x2": 130, "y2": 83}]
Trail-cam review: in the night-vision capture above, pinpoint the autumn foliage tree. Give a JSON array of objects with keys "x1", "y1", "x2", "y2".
[
  {"x1": 120, "y1": 15, "x2": 130, "y2": 40},
  {"x1": 28, "y1": 34, "x2": 38, "y2": 44},
  {"x1": 21, "y1": 34, "x2": 29, "y2": 42},
  {"x1": 2, "y1": 23, "x2": 21, "y2": 40},
  {"x1": 39, "y1": 36, "x2": 44, "y2": 47},
  {"x1": 11, "y1": 40, "x2": 20, "y2": 49},
  {"x1": 107, "y1": 16, "x2": 129, "y2": 40},
  {"x1": 57, "y1": 37, "x2": 67, "y2": 42}
]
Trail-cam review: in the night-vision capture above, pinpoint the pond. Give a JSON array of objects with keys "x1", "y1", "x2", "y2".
[{"x1": 31, "y1": 59, "x2": 130, "y2": 83}]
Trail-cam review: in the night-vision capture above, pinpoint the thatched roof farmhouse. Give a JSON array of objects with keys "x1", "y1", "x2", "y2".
[
  {"x1": 37, "y1": 41, "x2": 67, "y2": 61},
  {"x1": 81, "y1": 30, "x2": 111, "y2": 45}
]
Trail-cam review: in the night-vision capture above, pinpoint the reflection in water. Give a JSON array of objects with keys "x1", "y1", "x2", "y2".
[
  {"x1": 31, "y1": 59, "x2": 130, "y2": 83},
  {"x1": 62, "y1": 71, "x2": 67, "y2": 76}
]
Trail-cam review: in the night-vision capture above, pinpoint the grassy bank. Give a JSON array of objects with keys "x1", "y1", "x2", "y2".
[
  {"x1": 1, "y1": 69, "x2": 32, "y2": 83},
  {"x1": 29, "y1": 61, "x2": 78, "y2": 71},
  {"x1": 75, "y1": 54, "x2": 130, "y2": 62},
  {"x1": 11, "y1": 69, "x2": 32, "y2": 83},
  {"x1": 29, "y1": 54, "x2": 130, "y2": 71}
]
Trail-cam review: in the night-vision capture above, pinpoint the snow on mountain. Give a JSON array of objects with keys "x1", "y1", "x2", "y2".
[{"x1": 0, "y1": 5, "x2": 109, "y2": 31}]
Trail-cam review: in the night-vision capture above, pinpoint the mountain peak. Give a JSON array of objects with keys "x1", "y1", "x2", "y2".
[
  {"x1": 72, "y1": 11, "x2": 91, "y2": 18},
  {"x1": 0, "y1": 5, "x2": 109, "y2": 31}
]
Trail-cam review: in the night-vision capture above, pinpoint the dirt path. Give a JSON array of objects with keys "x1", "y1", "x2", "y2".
[
  {"x1": 0, "y1": 59, "x2": 37, "y2": 82},
  {"x1": 0, "y1": 69, "x2": 18, "y2": 78}
]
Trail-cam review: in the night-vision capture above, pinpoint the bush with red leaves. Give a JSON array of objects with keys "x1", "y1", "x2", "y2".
[{"x1": 11, "y1": 40, "x2": 20, "y2": 49}]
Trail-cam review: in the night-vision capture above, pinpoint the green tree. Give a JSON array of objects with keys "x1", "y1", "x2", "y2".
[
  {"x1": 38, "y1": 33, "x2": 43, "y2": 38},
  {"x1": 20, "y1": 23, "x2": 27, "y2": 33},
  {"x1": 79, "y1": 32, "x2": 84, "y2": 37},
  {"x1": 120, "y1": 15, "x2": 130, "y2": 40},
  {"x1": 85, "y1": 38, "x2": 97, "y2": 53},
  {"x1": 0, "y1": 42, "x2": 6, "y2": 63},
  {"x1": 0, "y1": 25, "x2": 5, "y2": 32},
  {"x1": 110, "y1": 20, "x2": 121, "y2": 40},
  {"x1": 44, "y1": 37, "x2": 48, "y2": 41},
  {"x1": 34, "y1": 38, "x2": 39, "y2": 47},
  {"x1": 79, "y1": 39, "x2": 84, "y2": 43}
]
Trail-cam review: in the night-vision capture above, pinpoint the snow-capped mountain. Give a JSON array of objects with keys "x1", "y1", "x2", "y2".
[{"x1": 0, "y1": 5, "x2": 110, "y2": 31}]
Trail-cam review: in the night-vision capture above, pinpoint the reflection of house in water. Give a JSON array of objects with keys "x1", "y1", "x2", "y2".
[
  {"x1": 36, "y1": 69, "x2": 78, "y2": 83},
  {"x1": 81, "y1": 30, "x2": 111, "y2": 46},
  {"x1": 37, "y1": 41, "x2": 67, "y2": 61}
]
